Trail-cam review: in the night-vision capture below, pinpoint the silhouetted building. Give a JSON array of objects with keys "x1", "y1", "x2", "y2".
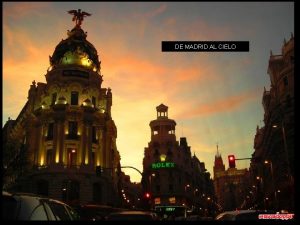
[
  {"x1": 119, "y1": 172, "x2": 142, "y2": 209},
  {"x1": 213, "y1": 147, "x2": 250, "y2": 211},
  {"x1": 3, "y1": 10, "x2": 122, "y2": 206},
  {"x1": 250, "y1": 34, "x2": 294, "y2": 211},
  {"x1": 142, "y1": 104, "x2": 215, "y2": 216}
]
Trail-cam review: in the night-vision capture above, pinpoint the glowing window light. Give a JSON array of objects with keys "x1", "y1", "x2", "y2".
[
  {"x1": 160, "y1": 154, "x2": 166, "y2": 162},
  {"x1": 55, "y1": 152, "x2": 59, "y2": 163},
  {"x1": 40, "y1": 156, "x2": 44, "y2": 166},
  {"x1": 80, "y1": 57, "x2": 92, "y2": 67}
]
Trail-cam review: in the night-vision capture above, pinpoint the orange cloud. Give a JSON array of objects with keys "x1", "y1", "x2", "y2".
[
  {"x1": 144, "y1": 3, "x2": 167, "y2": 18},
  {"x1": 177, "y1": 89, "x2": 259, "y2": 119},
  {"x1": 3, "y1": 2, "x2": 50, "y2": 19},
  {"x1": 184, "y1": 19, "x2": 233, "y2": 40},
  {"x1": 133, "y1": 3, "x2": 167, "y2": 19}
]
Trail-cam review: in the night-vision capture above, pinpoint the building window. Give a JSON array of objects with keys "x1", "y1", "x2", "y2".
[
  {"x1": 46, "y1": 149, "x2": 53, "y2": 165},
  {"x1": 286, "y1": 95, "x2": 291, "y2": 108},
  {"x1": 68, "y1": 121, "x2": 78, "y2": 139},
  {"x1": 92, "y1": 126, "x2": 97, "y2": 143},
  {"x1": 46, "y1": 123, "x2": 54, "y2": 140},
  {"x1": 93, "y1": 183, "x2": 102, "y2": 203},
  {"x1": 154, "y1": 173, "x2": 160, "y2": 183},
  {"x1": 290, "y1": 55, "x2": 294, "y2": 64},
  {"x1": 167, "y1": 148, "x2": 173, "y2": 157},
  {"x1": 51, "y1": 93, "x2": 57, "y2": 106},
  {"x1": 67, "y1": 149, "x2": 77, "y2": 167},
  {"x1": 91, "y1": 152, "x2": 95, "y2": 166},
  {"x1": 92, "y1": 96, "x2": 96, "y2": 108},
  {"x1": 71, "y1": 91, "x2": 79, "y2": 105},
  {"x1": 283, "y1": 76, "x2": 288, "y2": 86}
]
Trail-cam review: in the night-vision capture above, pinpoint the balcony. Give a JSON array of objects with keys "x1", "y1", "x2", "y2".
[{"x1": 66, "y1": 134, "x2": 79, "y2": 140}]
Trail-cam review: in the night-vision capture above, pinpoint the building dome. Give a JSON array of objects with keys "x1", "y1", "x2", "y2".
[{"x1": 49, "y1": 26, "x2": 100, "y2": 72}]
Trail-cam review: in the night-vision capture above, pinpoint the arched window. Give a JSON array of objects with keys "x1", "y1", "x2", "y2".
[
  {"x1": 71, "y1": 91, "x2": 79, "y2": 105},
  {"x1": 46, "y1": 149, "x2": 53, "y2": 165},
  {"x1": 67, "y1": 149, "x2": 77, "y2": 167}
]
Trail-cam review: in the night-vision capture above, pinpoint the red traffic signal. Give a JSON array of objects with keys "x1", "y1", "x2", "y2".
[
  {"x1": 228, "y1": 155, "x2": 236, "y2": 168},
  {"x1": 144, "y1": 192, "x2": 151, "y2": 199}
]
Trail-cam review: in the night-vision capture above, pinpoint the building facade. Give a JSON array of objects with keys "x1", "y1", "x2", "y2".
[
  {"x1": 142, "y1": 104, "x2": 215, "y2": 216},
  {"x1": 249, "y1": 34, "x2": 294, "y2": 211},
  {"x1": 3, "y1": 10, "x2": 122, "y2": 206},
  {"x1": 213, "y1": 149, "x2": 250, "y2": 211}
]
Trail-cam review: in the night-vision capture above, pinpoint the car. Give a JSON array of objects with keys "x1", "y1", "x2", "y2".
[
  {"x1": 2, "y1": 191, "x2": 79, "y2": 220},
  {"x1": 75, "y1": 204, "x2": 124, "y2": 220},
  {"x1": 186, "y1": 215, "x2": 214, "y2": 221},
  {"x1": 106, "y1": 210, "x2": 158, "y2": 220},
  {"x1": 215, "y1": 210, "x2": 276, "y2": 220}
]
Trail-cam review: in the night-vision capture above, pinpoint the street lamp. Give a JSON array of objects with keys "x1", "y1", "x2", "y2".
[
  {"x1": 264, "y1": 160, "x2": 278, "y2": 209},
  {"x1": 185, "y1": 184, "x2": 190, "y2": 192}
]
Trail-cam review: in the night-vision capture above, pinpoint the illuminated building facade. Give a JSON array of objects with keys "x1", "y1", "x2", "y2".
[
  {"x1": 142, "y1": 104, "x2": 215, "y2": 216},
  {"x1": 3, "y1": 10, "x2": 121, "y2": 206},
  {"x1": 250, "y1": 34, "x2": 294, "y2": 211},
  {"x1": 213, "y1": 150, "x2": 250, "y2": 211}
]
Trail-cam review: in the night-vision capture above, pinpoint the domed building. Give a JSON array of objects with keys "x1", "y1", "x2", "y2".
[{"x1": 3, "y1": 10, "x2": 122, "y2": 206}]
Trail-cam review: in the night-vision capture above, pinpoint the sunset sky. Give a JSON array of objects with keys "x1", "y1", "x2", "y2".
[{"x1": 3, "y1": 2, "x2": 294, "y2": 182}]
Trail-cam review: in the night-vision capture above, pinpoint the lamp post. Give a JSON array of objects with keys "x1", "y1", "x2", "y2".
[
  {"x1": 184, "y1": 184, "x2": 190, "y2": 211},
  {"x1": 147, "y1": 173, "x2": 155, "y2": 209},
  {"x1": 272, "y1": 122, "x2": 294, "y2": 210},
  {"x1": 272, "y1": 123, "x2": 293, "y2": 185},
  {"x1": 256, "y1": 176, "x2": 264, "y2": 209},
  {"x1": 264, "y1": 160, "x2": 277, "y2": 210}
]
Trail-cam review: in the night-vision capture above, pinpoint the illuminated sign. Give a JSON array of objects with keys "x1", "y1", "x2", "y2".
[
  {"x1": 154, "y1": 198, "x2": 161, "y2": 205},
  {"x1": 166, "y1": 207, "x2": 175, "y2": 212},
  {"x1": 151, "y1": 162, "x2": 175, "y2": 169},
  {"x1": 169, "y1": 197, "x2": 176, "y2": 204}
]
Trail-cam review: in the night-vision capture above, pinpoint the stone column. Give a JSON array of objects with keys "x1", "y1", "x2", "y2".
[
  {"x1": 35, "y1": 121, "x2": 43, "y2": 165},
  {"x1": 58, "y1": 119, "x2": 65, "y2": 164},
  {"x1": 53, "y1": 121, "x2": 59, "y2": 163}
]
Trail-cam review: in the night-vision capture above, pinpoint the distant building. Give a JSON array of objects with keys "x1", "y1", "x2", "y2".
[
  {"x1": 119, "y1": 172, "x2": 142, "y2": 209},
  {"x1": 213, "y1": 148, "x2": 250, "y2": 211},
  {"x1": 3, "y1": 10, "x2": 122, "y2": 206},
  {"x1": 142, "y1": 104, "x2": 215, "y2": 216},
  {"x1": 250, "y1": 34, "x2": 294, "y2": 211}
]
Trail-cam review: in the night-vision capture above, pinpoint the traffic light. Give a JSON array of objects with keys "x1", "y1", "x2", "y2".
[
  {"x1": 228, "y1": 155, "x2": 236, "y2": 168},
  {"x1": 144, "y1": 192, "x2": 151, "y2": 199},
  {"x1": 96, "y1": 166, "x2": 102, "y2": 176}
]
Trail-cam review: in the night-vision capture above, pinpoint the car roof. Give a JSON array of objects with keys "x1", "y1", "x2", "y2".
[
  {"x1": 111, "y1": 210, "x2": 153, "y2": 215},
  {"x1": 219, "y1": 210, "x2": 257, "y2": 215}
]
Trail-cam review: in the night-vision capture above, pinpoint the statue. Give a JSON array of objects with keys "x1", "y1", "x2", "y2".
[{"x1": 68, "y1": 9, "x2": 91, "y2": 27}]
